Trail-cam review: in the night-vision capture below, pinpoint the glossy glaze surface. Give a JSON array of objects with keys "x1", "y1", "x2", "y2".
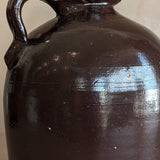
[{"x1": 4, "y1": 0, "x2": 160, "y2": 160}]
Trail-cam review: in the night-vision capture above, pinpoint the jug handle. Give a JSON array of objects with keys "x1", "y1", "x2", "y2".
[
  {"x1": 7, "y1": 0, "x2": 28, "y2": 42},
  {"x1": 5, "y1": 0, "x2": 27, "y2": 70},
  {"x1": 5, "y1": 0, "x2": 52, "y2": 70}
]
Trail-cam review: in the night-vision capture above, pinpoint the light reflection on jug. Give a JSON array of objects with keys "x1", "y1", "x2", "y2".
[
  {"x1": 75, "y1": 52, "x2": 157, "y2": 92},
  {"x1": 73, "y1": 51, "x2": 160, "y2": 159}
]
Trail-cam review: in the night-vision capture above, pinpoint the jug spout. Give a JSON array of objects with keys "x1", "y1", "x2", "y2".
[{"x1": 46, "y1": 0, "x2": 121, "y2": 16}]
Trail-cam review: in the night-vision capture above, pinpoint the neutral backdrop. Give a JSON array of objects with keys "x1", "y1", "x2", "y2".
[{"x1": 1, "y1": 0, "x2": 160, "y2": 159}]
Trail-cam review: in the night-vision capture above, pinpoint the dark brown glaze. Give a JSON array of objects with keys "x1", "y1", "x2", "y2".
[{"x1": 4, "y1": 0, "x2": 160, "y2": 160}]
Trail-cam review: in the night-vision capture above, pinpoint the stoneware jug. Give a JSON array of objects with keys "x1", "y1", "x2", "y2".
[{"x1": 4, "y1": 0, "x2": 160, "y2": 160}]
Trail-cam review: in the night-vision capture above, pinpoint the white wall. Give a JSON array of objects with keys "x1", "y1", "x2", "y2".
[{"x1": 1, "y1": 0, "x2": 160, "y2": 133}]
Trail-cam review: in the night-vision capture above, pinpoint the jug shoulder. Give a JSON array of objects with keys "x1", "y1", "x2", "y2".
[{"x1": 8, "y1": 14, "x2": 160, "y2": 84}]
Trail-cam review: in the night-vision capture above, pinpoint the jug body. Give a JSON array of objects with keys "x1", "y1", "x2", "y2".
[{"x1": 4, "y1": 0, "x2": 160, "y2": 160}]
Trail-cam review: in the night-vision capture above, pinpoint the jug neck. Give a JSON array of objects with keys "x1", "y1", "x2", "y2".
[{"x1": 46, "y1": 1, "x2": 121, "y2": 16}]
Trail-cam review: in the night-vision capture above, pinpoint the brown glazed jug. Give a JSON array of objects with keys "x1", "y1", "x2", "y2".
[{"x1": 4, "y1": 0, "x2": 160, "y2": 160}]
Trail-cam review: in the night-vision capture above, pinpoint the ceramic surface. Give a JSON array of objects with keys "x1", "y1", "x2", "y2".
[{"x1": 4, "y1": 0, "x2": 160, "y2": 159}]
